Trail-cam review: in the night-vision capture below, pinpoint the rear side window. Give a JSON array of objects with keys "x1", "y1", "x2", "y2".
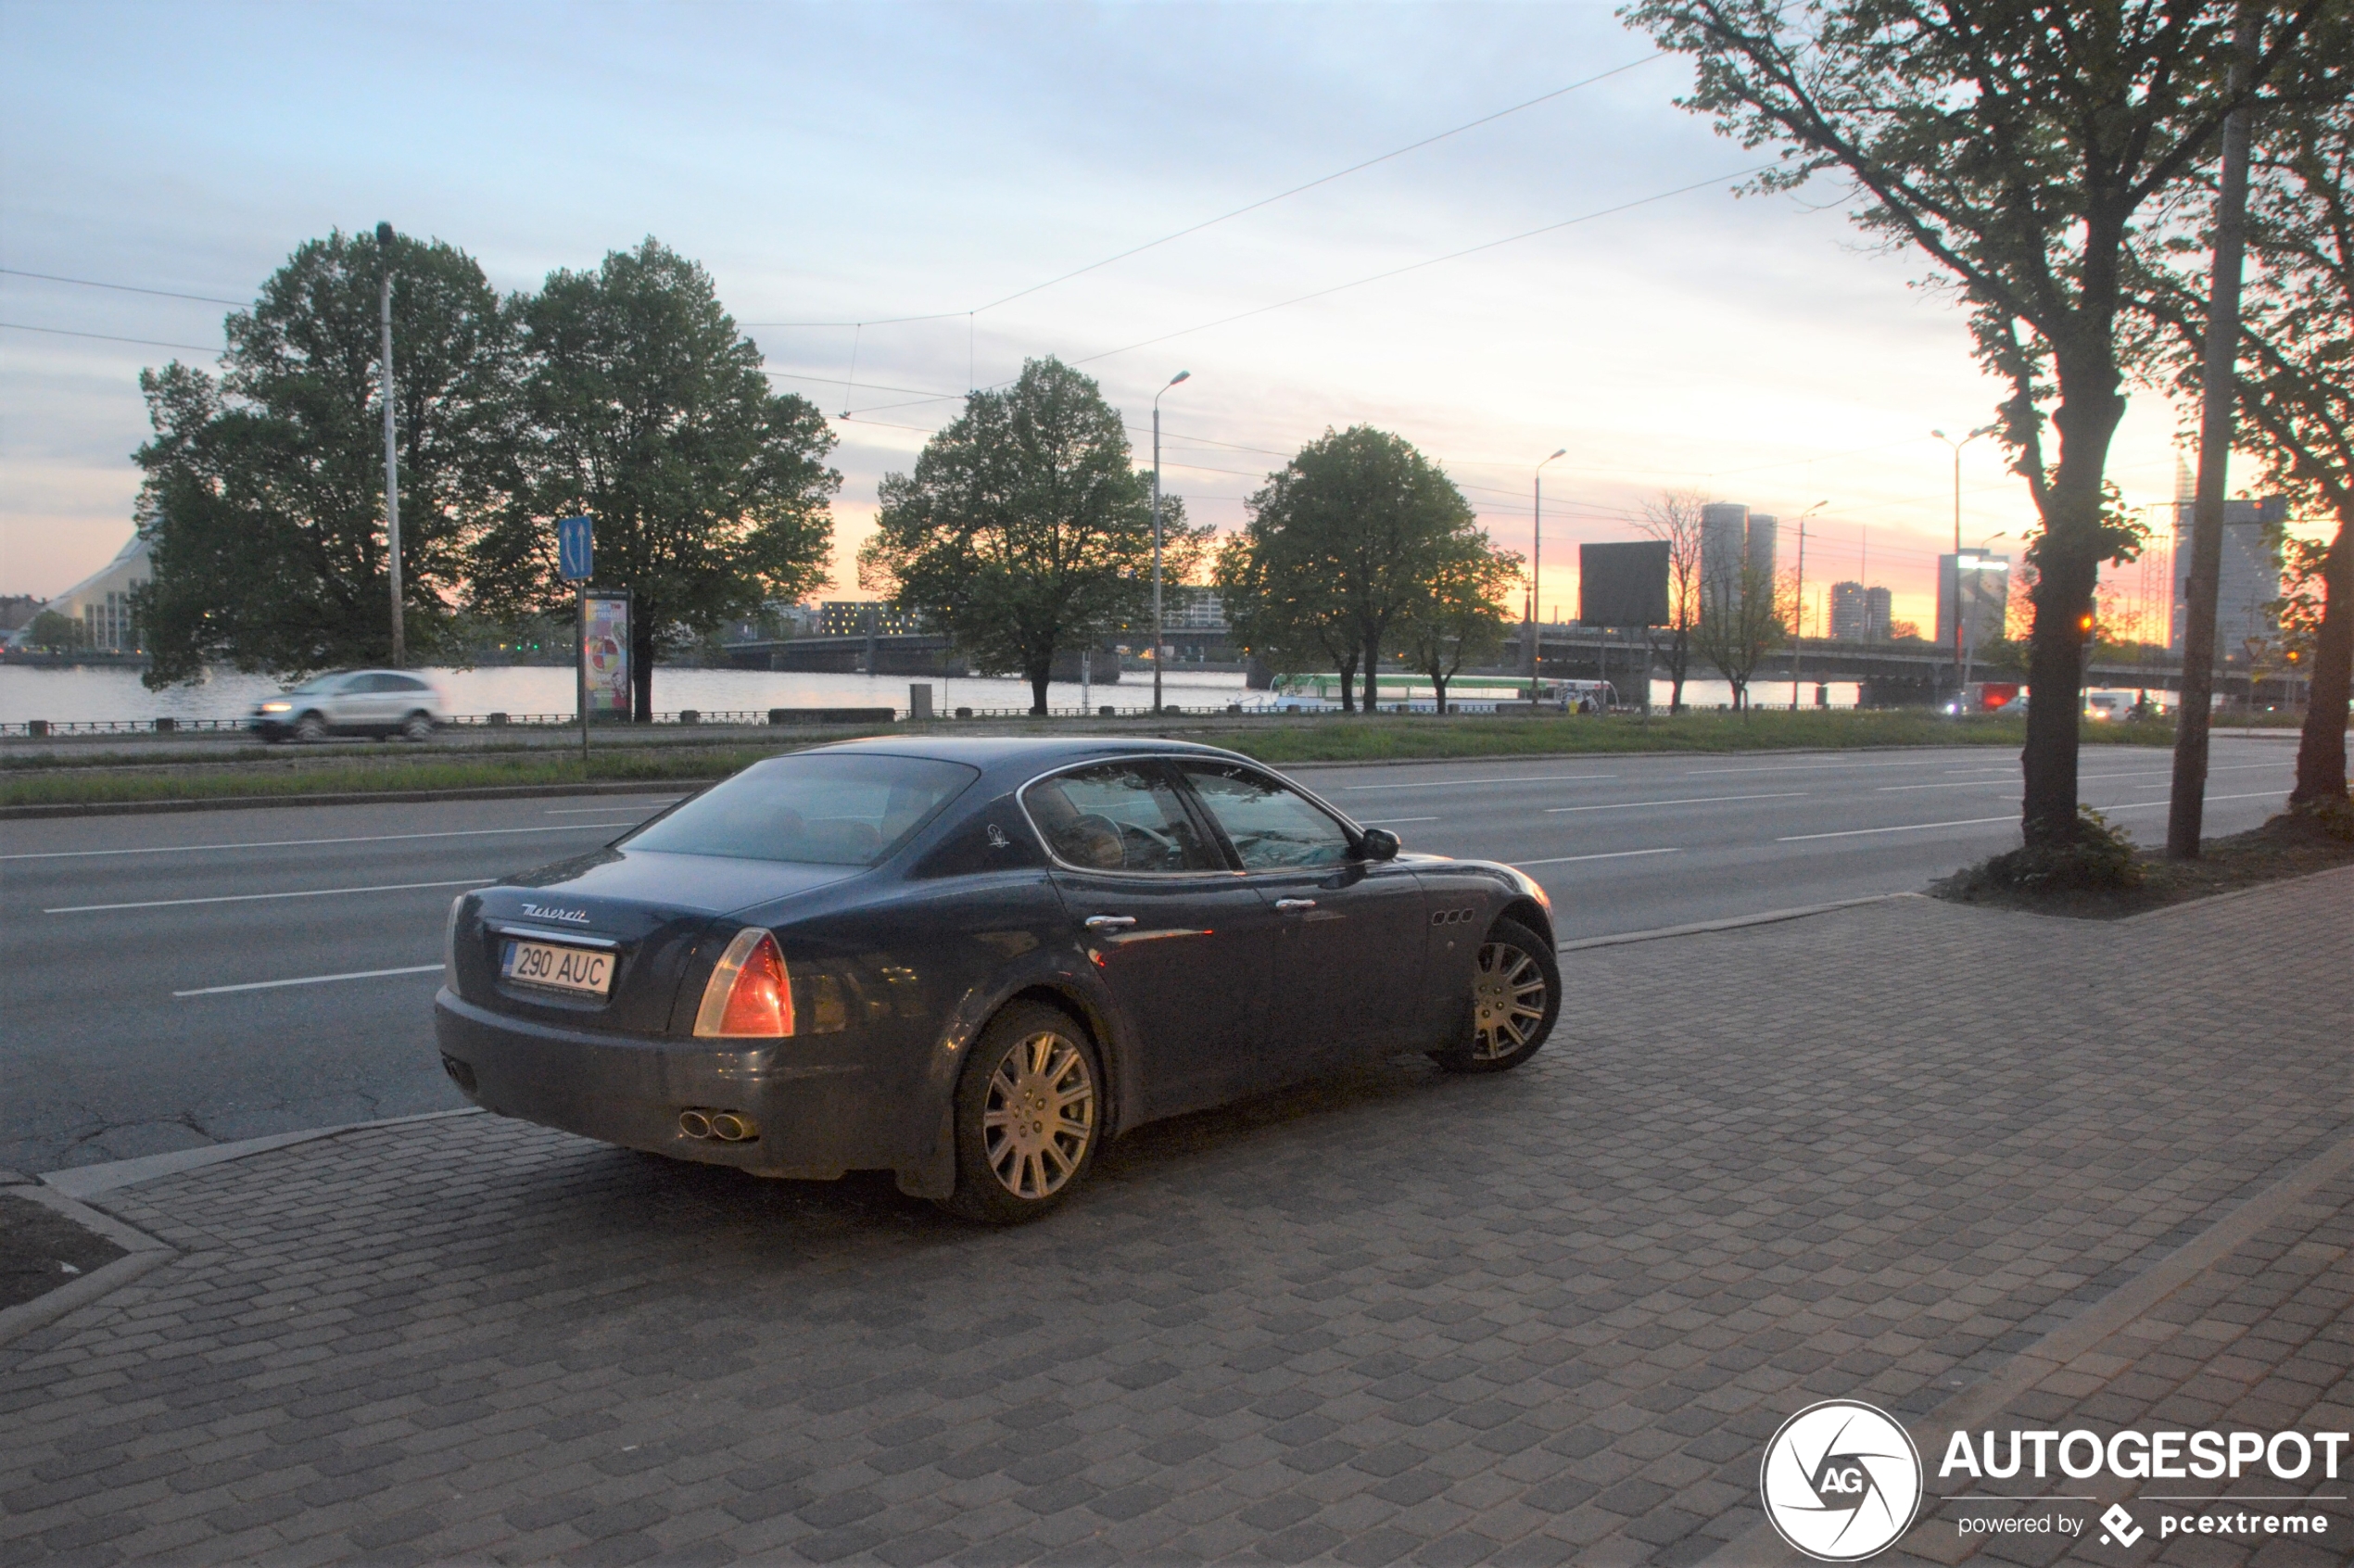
[
  {"x1": 1180, "y1": 763, "x2": 1354, "y2": 870},
  {"x1": 1023, "y1": 763, "x2": 1221, "y2": 873},
  {"x1": 624, "y1": 753, "x2": 978, "y2": 866}
]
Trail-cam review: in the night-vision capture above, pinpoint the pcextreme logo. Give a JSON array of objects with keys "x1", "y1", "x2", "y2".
[{"x1": 1759, "y1": 1400, "x2": 1925, "y2": 1562}]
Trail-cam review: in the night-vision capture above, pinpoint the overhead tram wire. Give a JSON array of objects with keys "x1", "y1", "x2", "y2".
[
  {"x1": 0, "y1": 322, "x2": 222, "y2": 354},
  {"x1": 0, "y1": 268, "x2": 247, "y2": 308},
  {"x1": 842, "y1": 163, "x2": 1771, "y2": 423},
  {"x1": 738, "y1": 54, "x2": 1665, "y2": 334}
]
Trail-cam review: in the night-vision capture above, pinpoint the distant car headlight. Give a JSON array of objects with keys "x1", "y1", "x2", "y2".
[{"x1": 259, "y1": 701, "x2": 291, "y2": 714}]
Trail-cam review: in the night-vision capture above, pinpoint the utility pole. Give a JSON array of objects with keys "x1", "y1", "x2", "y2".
[
  {"x1": 1791, "y1": 500, "x2": 1824, "y2": 709},
  {"x1": 377, "y1": 221, "x2": 402, "y2": 667},
  {"x1": 2169, "y1": 4, "x2": 2262, "y2": 860},
  {"x1": 1152, "y1": 371, "x2": 1190, "y2": 714},
  {"x1": 1931, "y1": 429, "x2": 1987, "y2": 697},
  {"x1": 1530, "y1": 449, "x2": 1565, "y2": 690}
]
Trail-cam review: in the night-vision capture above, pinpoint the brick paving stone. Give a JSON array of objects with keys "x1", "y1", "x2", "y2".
[{"x1": 2, "y1": 876, "x2": 2348, "y2": 1564}]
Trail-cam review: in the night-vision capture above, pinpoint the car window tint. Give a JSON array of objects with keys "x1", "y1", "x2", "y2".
[
  {"x1": 623, "y1": 753, "x2": 978, "y2": 866},
  {"x1": 1023, "y1": 763, "x2": 1221, "y2": 874},
  {"x1": 358, "y1": 674, "x2": 399, "y2": 692},
  {"x1": 1180, "y1": 764, "x2": 1354, "y2": 870}
]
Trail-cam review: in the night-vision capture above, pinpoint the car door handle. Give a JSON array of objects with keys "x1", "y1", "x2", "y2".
[
  {"x1": 1083, "y1": 915, "x2": 1137, "y2": 930},
  {"x1": 1274, "y1": 899, "x2": 1317, "y2": 913}
]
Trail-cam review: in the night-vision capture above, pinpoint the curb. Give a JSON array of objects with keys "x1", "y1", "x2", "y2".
[
  {"x1": 41, "y1": 1106, "x2": 487, "y2": 1199},
  {"x1": 0, "y1": 778, "x2": 714, "y2": 821},
  {"x1": 0, "y1": 1182, "x2": 175, "y2": 1350},
  {"x1": 1697, "y1": 1125, "x2": 2354, "y2": 1565},
  {"x1": 1556, "y1": 893, "x2": 1917, "y2": 953}
]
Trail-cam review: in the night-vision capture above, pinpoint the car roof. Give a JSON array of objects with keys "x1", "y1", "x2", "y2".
[{"x1": 789, "y1": 733, "x2": 1252, "y2": 775}]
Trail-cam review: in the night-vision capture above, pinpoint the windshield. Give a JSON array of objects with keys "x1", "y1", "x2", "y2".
[
  {"x1": 623, "y1": 752, "x2": 979, "y2": 866},
  {"x1": 283, "y1": 673, "x2": 347, "y2": 695}
]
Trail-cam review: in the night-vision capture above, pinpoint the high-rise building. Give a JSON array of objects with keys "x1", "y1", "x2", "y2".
[
  {"x1": 1701, "y1": 503, "x2": 1748, "y2": 596},
  {"x1": 2170, "y1": 497, "x2": 2285, "y2": 661},
  {"x1": 1828, "y1": 581, "x2": 1892, "y2": 642},
  {"x1": 1936, "y1": 553, "x2": 2010, "y2": 649},
  {"x1": 1744, "y1": 513, "x2": 1778, "y2": 579}
]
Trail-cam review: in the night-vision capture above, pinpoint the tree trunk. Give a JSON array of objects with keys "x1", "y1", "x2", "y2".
[
  {"x1": 1361, "y1": 633, "x2": 1382, "y2": 711},
  {"x1": 629, "y1": 613, "x2": 654, "y2": 724},
  {"x1": 1430, "y1": 664, "x2": 1449, "y2": 714},
  {"x1": 1337, "y1": 655, "x2": 1358, "y2": 713},
  {"x1": 1669, "y1": 627, "x2": 1689, "y2": 714},
  {"x1": 2020, "y1": 365, "x2": 2128, "y2": 847},
  {"x1": 2292, "y1": 515, "x2": 2351, "y2": 804},
  {"x1": 1027, "y1": 661, "x2": 1051, "y2": 716}
]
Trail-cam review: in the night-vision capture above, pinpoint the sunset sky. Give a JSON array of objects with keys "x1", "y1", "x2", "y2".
[{"x1": 3, "y1": 1, "x2": 2219, "y2": 639}]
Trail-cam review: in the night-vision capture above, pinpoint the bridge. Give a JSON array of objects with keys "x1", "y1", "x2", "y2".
[{"x1": 1505, "y1": 626, "x2": 2186, "y2": 701}]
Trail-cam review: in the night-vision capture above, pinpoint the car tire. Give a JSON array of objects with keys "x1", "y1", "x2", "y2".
[
  {"x1": 294, "y1": 712, "x2": 329, "y2": 743},
  {"x1": 1430, "y1": 917, "x2": 1559, "y2": 1074},
  {"x1": 938, "y1": 1001, "x2": 1103, "y2": 1225},
  {"x1": 400, "y1": 711, "x2": 435, "y2": 742}
]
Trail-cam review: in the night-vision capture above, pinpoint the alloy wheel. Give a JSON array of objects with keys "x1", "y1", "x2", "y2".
[
  {"x1": 1471, "y1": 940, "x2": 1549, "y2": 1061},
  {"x1": 981, "y1": 1031, "x2": 1095, "y2": 1199}
]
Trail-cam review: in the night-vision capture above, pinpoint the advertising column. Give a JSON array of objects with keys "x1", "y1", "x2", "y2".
[{"x1": 584, "y1": 594, "x2": 631, "y2": 724}]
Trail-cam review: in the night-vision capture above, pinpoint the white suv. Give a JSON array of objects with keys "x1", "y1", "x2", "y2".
[{"x1": 252, "y1": 669, "x2": 449, "y2": 742}]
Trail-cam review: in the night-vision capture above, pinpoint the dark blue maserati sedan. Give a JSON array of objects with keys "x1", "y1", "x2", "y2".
[{"x1": 433, "y1": 737, "x2": 1559, "y2": 1223}]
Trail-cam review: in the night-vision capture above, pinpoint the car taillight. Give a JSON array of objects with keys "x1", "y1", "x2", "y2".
[{"x1": 694, "y1": 928, "x2": 795, "y2": 1038}]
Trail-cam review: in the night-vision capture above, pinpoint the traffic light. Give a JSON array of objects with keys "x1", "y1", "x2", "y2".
[{"x1": 2078, "y1": 612, "x2": 2095, "y2": 641}]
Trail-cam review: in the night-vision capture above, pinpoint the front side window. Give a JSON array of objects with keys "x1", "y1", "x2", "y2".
[
  {"x1": 1180, "y1": 763, "x2": 1354, "y2": 870},
  {"x1": 624, "y1": 753, "x2": 978, "y2": 866},
  {"x1": 1022, "y1": 763, "x2": 1221, "y2": 873}
]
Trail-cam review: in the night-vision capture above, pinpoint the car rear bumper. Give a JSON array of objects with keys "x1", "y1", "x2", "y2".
[{"x1": 432, "y1": 989, "x2": 930, "y2": 1182}]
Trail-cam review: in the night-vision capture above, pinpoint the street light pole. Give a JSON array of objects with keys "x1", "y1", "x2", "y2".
[
  {"x1": 1151, "y1": 371, "x2": 1190, "y2": 714},
  {"x1": 1791, "y1": 499, "x2": 1825, "y2": 709},
  {"x1": 1930, "y1": 428, "x2": 1988, "y2": 700},
  {"x1": 378, "y1": 221, "x2": 403, "y2": 668},
  {"x1": 1530, "y1": 448, "x2": 1565, "y2": 690}
]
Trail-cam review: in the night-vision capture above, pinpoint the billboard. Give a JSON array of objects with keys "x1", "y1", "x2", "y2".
[
  {"x1": 585, "y1": 594, "x2": 631, "y2": 719},
  {"x1": 1579, "y1": 541, "x2": 1671, "y2": 627}
]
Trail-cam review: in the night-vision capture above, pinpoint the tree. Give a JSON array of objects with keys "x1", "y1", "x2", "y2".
[
  {"x1": 23, "y1": 609, "x2": 85, "y2": 652},
  {"x1": 1634, "y1": 488, "x2": 1709, "y2": 713},
  {"x1": 1222, "y1": 427, "x2": 1484, "y2": 713},
  {"x1": 1689, "y1": 550, "x2": 1784, "y2": 710},
  {"x1": 1623, "y1": 0, "x2": 2334, "y2": 845},
  {"x1": 861, "y1": 357, "x2": 1201, "y2": 715},
  {"x1": 132, "y1": 227, "x2": 517, "y2": 686},
  {"x1": 2137, "y1": 23, "x2": 2353, "y2": 806},
  {"x1": 1216, "y1": 529, "x2": 1362, "y2": 704},
  {"x1": 473, "y1": 240, "x2": 839, "y2": 720},
  {"x1": 1395, "y1": 537, "x2": 1522, "y2": 713}
]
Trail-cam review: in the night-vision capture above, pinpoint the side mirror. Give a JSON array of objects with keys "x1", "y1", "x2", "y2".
[{"x1": 1357, "y1": 827, "x2": 1401, "y2": 861}]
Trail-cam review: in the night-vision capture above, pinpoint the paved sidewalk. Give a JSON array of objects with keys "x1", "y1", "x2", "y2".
[{"x1": 1, "y1": 871, "x2": 2348, "y2": 1566}]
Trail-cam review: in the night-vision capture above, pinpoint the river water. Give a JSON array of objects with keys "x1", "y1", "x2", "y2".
[{"x1": 0, "y1": 663, "x2": 1862, "y2": 726}]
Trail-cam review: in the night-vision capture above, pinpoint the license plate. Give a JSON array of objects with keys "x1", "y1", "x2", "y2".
[{"x1": 500, "y1": 939, "x2": 613, "y2": 997}]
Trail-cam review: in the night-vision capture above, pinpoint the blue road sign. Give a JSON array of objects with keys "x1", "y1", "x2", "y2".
[{"x1": 557, "y1": 516, "x2": 593, "y2": 581}]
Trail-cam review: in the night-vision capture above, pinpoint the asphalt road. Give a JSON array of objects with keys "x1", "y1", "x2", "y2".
[{"x1": 0, "y1": 736, "x2": 2299, "y2": 1175}]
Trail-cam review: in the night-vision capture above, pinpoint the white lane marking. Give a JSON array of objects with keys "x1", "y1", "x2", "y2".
[
  {"x1": 544, "y1": 802, "x2": 679, "y2": 814},
  {"x1": 1777, "y1": 790, "x2": 2286, "y2": 843},
  {"x1": 1881, "y1": 763, "x2": 2286, "y2": 790},
  {"x1": 173, "y1": 964, "x2": 442, "y2": 998},
  {"x1": 1357, "y1": 816, "x2": 1439, "y2": 826},
  {"x1": 1340, "y1": 774, "x2": 1616, "y2": 791},
  {"x1": 1879, "y1": 778, "x2": 2029, "y2": 792},
  {"x1": 1513, "y1": 847, "x2": 1682, "y2": 867},
  {"x1": 2, "y1": 822, "x2": 642, "y2": 862},
  {"x1": 1545, "y1": 791, "x2": 1807, "y2": 815},
  {"x1": 46, "y1": 878, "x2": 493, "y2": 915},
  {"x1": 1682, "y1": 758, "x2": 1970, "y2": 776},
  {"x1": 1780, "y1": 816, "x2": 2014, "y2": 841}
]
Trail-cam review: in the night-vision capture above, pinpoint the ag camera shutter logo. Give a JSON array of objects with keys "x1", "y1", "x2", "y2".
[{"x1": 1760, "y1": 1399, "x2": 1924, "y2": 1561}]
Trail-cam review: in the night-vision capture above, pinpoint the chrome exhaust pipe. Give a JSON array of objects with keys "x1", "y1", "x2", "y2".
[
  {"x1": 709, "y1": 1112, "x2": 754, "y2": 1143},
  {"x1": 677, "y1": 1109, "x2": 713, "y2": 1140}
]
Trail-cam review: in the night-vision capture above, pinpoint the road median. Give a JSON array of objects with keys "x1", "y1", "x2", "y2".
[{"x1": 2, "y1": 710, "x2": 2175, "y2": 816}]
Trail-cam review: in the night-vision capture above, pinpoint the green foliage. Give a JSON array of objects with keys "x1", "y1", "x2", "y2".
[
  {"x1": 1688, "y1": 550, "x2": 1783, "y2": 709},
  {"x1": 22, "y1": 610, "x2": 86, "y2": 651},
  {"x1": 1394, "y1": 538, "x2": 1522, "y2": 709},
  {"x1": 1217, "y1": 426, "x2": 1484, "y2": 712},
  {"x1": 1952, "y1": 805, "x2": 2146, "y2": 894},
  {"x1": 861, "y1": 358, "x2": 1201, "y2": 715},
  {"x1": 469, "y1": 239, "x2": 840, "y2": 718},
  {"x1": 133, "y1": 228, "x2": 517, "y2": 686}
]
